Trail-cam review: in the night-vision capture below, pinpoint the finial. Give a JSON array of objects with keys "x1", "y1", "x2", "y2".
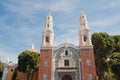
[
  {"x1": 7, "y1": 58, "x2": 10, "y2": 63},
  {"x1": 64, "y1": 40, "x2": 69, "y2": 44},
  {"x1": 80, "y1": 9, "x2": 86, "y2": 19},
  {"x1": 28, "y1": 42, "x2": 37, "y2": 52},
  {"x1": 64, "y1": 40, "x2": 69, "y2": 48},
  {"x1": 81, "y1": 8, "x2": 84, "y2": 14},
  {"x1": 48, "y1": 9, "x2": 51, "y2": 15},
  {"x1": 31, "y1": 43, "x2": 34, "y2": 50}
]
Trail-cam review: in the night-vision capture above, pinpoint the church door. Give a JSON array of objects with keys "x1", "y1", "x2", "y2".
[{"x1": 62, "y1": 75, "x2": 72, "y2": 80}]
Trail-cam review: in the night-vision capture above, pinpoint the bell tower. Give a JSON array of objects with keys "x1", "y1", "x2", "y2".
[
  {"x1": 79, "y1": 11, "x2": 92, "y2": 46},
  {"x1": 41, "y1": 10, "x2": 54, "y2": 48},
  {"x1": 38, "y1": 11, "x2": 54, "y2": 80},
  {"x1": 79, "y1": 11, "x2": 97, "y2": 80}
]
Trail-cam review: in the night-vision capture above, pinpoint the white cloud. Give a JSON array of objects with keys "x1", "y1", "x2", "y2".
[
  {"x1": 51, "y1": 0, "x2": 78, "y2": 13},
  {"x1": 99, "y1": 1, "x2": 120, "y2": 9},
  {"x1": 54, "y1": 24, "x2": 79, "y2": 46},
  {"x1": 82, "y1": 1, "x2": 120, "y2": 11},
  {"x1": 2, "y1": 0, "x2": 77, "y2": 15},
  {"x1": 0, "y1": 48, "x2": 18, "y2": 63},
  {"x1": 90, "y1": 14, "x2": 120, "y2": 28},
  {"x1": 89, "y1": 14, "x2": 120, "y2": 35},
  {"x1": 54, "y1": 33, "x2": 79, "y2": 46},
  {"x1": 1, "y1": 0, "x2": 120, "y2": 63}
]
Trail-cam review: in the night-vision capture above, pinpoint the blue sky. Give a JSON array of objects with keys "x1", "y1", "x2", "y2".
[{"x1": 0, "y1": 0, "x2": 120, "y2": 63}]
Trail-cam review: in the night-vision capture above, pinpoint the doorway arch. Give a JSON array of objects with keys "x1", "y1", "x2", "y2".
[{"x1": 62, "y1": 74, "x2": 72, "y2": 80}]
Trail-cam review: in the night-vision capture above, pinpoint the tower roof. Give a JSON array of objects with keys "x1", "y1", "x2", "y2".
[
  {"x1": 79, "y1": 11, "x2": 89, "y2": 30},
  {"x1": 80, "y1": 11, "x2": 86, "y2": 19},
  {"x1": 28, "y1": 43, "x2": 37, "y2": 52},
  {"x1": 44, "y1": 10, "x2": 53, "y2": 31},
  {"x1": 48, "y1": 9, "x2": 51, "y2": 16}
]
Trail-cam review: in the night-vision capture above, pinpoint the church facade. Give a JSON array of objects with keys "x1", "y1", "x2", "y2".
[{"x1": 38, "y1": 12, "x2": 96, "y2": 80}]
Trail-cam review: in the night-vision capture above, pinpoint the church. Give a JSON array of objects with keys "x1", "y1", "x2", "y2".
[
  {"x1": 38, "y1": 11, "x2": 96, "y2": 80},
  {"x1": 2, "y1": 11, "x2": 97, "y2": 80}
]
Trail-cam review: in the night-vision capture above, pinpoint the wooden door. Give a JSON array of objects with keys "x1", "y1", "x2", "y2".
[{"x1": 62, "y1": 75, "x2": 72, "y2": 80}]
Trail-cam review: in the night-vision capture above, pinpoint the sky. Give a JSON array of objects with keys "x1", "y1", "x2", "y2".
[{"x1": 0, "y1": 0, "x2": 120, "y2": 63}]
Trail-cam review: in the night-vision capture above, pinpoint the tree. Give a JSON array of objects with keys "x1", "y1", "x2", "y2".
[
  {"x1": 0, "y1": 61, "x2": 4, "y2": 80},
  {"x1": 92, "y1": 32, "x2": 115, "y2": 80},
  {"x1": 109, "y1": 52, "x2": 120, "y2": 80},
  {"x1": 104, "y1": 57, "x2": 115, "y2": 80},
  {"x1": 113, "y1": 35, "x2": 120, "y2": 52},
  {"x1": 18, "y1": 50, "x2": 39, "y2": 80}
]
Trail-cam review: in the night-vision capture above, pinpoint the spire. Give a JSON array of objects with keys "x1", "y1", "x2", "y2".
[
  {"x1": 80, "y1": 11, "x2": 89, "y2": 30},
  {"x1": 29, "y1": 43, "x2": 37, "y2": 52},
  {"x1": 79, "y1": 11, "x2": 92, "y2": 46},
  {"x1": 48, "y1": 9, "x2": 51, "y2": 15},
  {"x1": 31, "y1": 43, "x2": 35, "y2": 50},
  {"x1": 44, "y1": 10, "x2": 53, "y2": 31},
  {"x1": 41, "y1": 10, "x2": 54, "y2": 48},
  {"x1": 7, "y1": 58, "x2": 10, "y2": 64},
  {"x1": 80, "y1": 11, "x2": 86, "y2": 19}
]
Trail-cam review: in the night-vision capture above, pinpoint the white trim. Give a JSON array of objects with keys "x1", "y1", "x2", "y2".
[{"x1": 57, "y1": 69, "x2": 76, "y2": 72}]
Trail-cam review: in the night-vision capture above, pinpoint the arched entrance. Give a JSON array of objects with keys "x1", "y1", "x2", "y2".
[
  {"x1": 53, "y1": 44, "x2": 81, "y2": 80},
  {"x1": 62, "y1": 74, "x2": 72, "y2": 80}
]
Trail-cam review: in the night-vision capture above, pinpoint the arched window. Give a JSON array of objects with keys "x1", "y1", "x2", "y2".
[
  {"x1": 65, "y1": 50, "x2": 68, "y2": 56},
  {"x1": 86, "y1": 59, "x2": 91, "y2": 66},
  {"x1": 64, "y1": 60, "x2": 69, "y2": 66},
  {"x1": 44, "y1": 60, "x2": 48, "y2": 67},
  {"x1": 46, "y1": 36, "x2": 49, "y2": 43},
  {"x1": 48, "y1": 17, "x2": 49, "y2": 20},
  {"x1": 10, "y1": 69, "x2": 14, "y2": 72},
  {"x1": 47, "y1": 24, "x2": 49, "y2": 29},
  {"x1": 83, "y1": 23, "x2": 85, "y2": 26},
  {"x1": 84, "y1": 35, "x2": 87, "y2": 42}
]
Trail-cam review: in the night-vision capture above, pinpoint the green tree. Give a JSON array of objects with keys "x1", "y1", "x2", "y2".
[
  {"x1": 92, "y1": 32, "x2": 115, "y2": 80},
  {"x1": 113, "y1": 35, "x2": 120, "y2": 52},
  {"x1": 109, "y1": 52, "x2": 120, "y2": 80},
  {"x1": 104, "y1": 58, "x2": 115, "y2": 80},
  {"x1": 0, "y1": 61, "x2": 4, "y2": 80},
  {"x1": 18, "y1": 50, "x2": 39, "y2": 80}
]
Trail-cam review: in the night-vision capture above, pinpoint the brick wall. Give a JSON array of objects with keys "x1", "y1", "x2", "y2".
[
  {"x1": 38, "y1": 49, "x2": 52, "y2": 80},
  {"x1": 80, "y1": 47, "x2": 96, "y2": 80}
]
